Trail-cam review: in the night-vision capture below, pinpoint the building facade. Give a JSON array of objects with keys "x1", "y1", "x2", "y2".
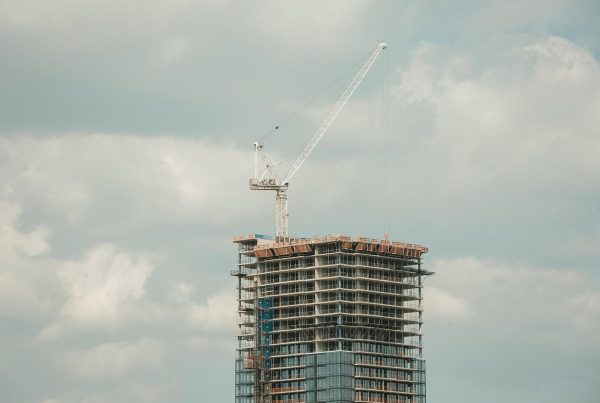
[{"x1": 232, "y1": 234, "x2": 430, "y2": 403}]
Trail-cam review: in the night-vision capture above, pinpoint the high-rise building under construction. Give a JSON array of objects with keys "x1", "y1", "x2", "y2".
[
  {"x1": 232, "y1": 234, "x2": 430, "y2": 403},
  {"x1": 234, "y1": 40, "x2": 429, "y2": 403}
]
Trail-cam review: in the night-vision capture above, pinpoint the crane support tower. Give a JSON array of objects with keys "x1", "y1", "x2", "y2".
[{"x1": 250, "y1": 42, "x2": 387, "y2": 238}]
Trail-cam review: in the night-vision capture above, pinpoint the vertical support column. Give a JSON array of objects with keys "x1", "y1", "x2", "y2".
[
  {"x1": 336, "y1": 244, "x2": 342, "y2": 350},
  {"x1": 417, "y1": 257, "x2": 425, "y2": 403},
  {"x1": 237, "y1": 251, "x2": 243, "y2": 314},
  {"x1": 337, "y1": 280, "x2": 342, "y2": 350},
  {"x1": 258, "y1": 298, "x2": 273, "y2": 403},
  {"x1": 418, "y1": 257, "x2": 423, "y2": 357},
  {"x1": 253, "y1": 280, "x2": 262, "y2": 403}
]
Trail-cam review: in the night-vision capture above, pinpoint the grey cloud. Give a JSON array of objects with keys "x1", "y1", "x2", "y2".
[
  {"x1": 426, "y1": 257, "x2": 600, "y2": 402},
  {"x1": 0, "y1": 0, "x2": 374, "y2": 136}
]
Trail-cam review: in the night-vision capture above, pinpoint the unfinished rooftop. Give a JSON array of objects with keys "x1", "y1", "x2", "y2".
[{"x1": 233, "y1": 234, "x2": 431, "y2": 403}]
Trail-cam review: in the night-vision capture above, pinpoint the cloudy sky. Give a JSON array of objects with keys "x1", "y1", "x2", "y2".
[{"x1": 1, "y1": 1, "x2": 599, "y2": 402}]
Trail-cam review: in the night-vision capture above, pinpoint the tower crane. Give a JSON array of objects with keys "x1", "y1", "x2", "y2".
[{"x1": 250, "y1": 42, "x2": 387, "y2": 239}]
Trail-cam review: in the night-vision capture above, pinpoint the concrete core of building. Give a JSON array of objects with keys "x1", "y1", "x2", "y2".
[{"x1": 232, "y1": 234, "x2": 431, "y2": 403}]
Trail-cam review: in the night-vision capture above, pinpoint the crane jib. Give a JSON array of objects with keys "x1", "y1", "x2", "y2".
[{"x1": 250, "y1": 42, "x2": 388, "y2": 238}]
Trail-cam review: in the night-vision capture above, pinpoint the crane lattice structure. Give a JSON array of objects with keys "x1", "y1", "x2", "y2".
[{"x1": 250, "y1": 42, "x2": 387, "y2": 238}]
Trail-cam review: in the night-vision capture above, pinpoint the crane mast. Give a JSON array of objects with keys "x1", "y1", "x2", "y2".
[{"x1": 250, "y1": 42, "x2": 387, "y2": 239}]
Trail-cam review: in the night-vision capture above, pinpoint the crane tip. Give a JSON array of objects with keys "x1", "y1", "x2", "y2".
[{"x1": 380, "y1": 42, "x2": 388, "y2": 49}]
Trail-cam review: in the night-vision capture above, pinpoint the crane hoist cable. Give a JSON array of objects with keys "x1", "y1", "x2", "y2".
[{"x1": 256, "y1": 48, "x2": 375, "y2": 146}]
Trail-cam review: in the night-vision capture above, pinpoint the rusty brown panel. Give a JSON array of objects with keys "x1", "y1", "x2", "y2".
[
  {"x1": 293, "y1": 244, "x2": 312, "y2": 254},
  {"x1": 254, "y1": 249, "x2": 269, "y2": 258},
  {"x1": 273, "y1": 246, "x2": 292, "y2": 256}
]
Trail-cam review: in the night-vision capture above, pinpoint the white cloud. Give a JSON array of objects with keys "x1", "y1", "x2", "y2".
[
  {"x1": 185, "y1": 287, "x2": 237, "y2": 334},
  {"x1": 286, "y1": 36, "x2": 600, "y2": 212},
  {"x1": 0, "y1": 200, "x2": 51, "y2": 258},
  {"x1": 60, "y1": 338, "x2": 166, "y2": 382},
  {"x1": 523, "y1": 36, "x2": 600, "y2": 84},
  {"x1": 394, "y1": 36, "x2": 600, "y2": 192},
  {"x1": 427, "y1": 257, "x2": 598, "y2": 344},
  {"x1": 0, "y1": 200, "x2": 55, "y2": 318},
  {"x1": 425, "y1": 286, "x2": 470, "y2": 321},
  {"x1": 40, "y1": 244, "x2": 153, "y2": 340},
  {"x1": 163, "y1": 283, "x2": 237, "y2": 352},
  {"x1": 424, "y1": 256, "x2": 600, "y2": 402},
  {"x1": 0, "y1": 135, "x2": 258, "y2": 233}
]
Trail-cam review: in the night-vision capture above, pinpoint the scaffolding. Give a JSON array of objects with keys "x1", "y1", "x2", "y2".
[{"x1": 233, "y1": 235, "x2": 431, "y2": 403}]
